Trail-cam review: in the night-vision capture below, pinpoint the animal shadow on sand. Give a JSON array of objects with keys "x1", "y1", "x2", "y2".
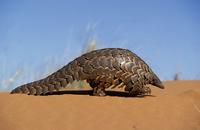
[{"x1": 45, "y1": 90, "x2": 155, "y2": 98}]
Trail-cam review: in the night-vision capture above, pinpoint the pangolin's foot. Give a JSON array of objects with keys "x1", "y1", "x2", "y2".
[{"x1": 93, "y1": 87, "x2": 106, "y2": 96}]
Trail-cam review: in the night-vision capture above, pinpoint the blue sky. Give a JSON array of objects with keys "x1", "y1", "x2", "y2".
[{"x1": 0, "y1": 0, "x2": 200, "y2": 90}]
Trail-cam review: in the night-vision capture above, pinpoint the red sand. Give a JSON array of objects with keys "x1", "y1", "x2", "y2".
[{"x1": 0, "y1": 80, "x2": 200, "y2": 130}]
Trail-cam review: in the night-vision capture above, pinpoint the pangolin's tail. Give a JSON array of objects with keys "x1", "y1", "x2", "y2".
[
  {"x1": 10, "y1": 65, "x2": 75, "y2": 95},
  {"x1": 152, "y1": 74, "x2": 164, "y2": 89}
]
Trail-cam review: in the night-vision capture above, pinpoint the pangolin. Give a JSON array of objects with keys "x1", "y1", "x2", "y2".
[{"x1": 10, "y1": 48, "x2": 164, "y2": 96}]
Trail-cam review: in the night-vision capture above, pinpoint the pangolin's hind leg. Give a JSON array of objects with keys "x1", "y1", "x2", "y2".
[
  {"x1": 125, "y1": 82, "x2": 151, "y2": 96},
  {"x1": 88, "y1": 80, "x2": 106, "y2": 96}
]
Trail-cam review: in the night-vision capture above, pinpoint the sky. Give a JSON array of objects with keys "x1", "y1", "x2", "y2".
[{"x1": 0, "y1": 0, "x2": 200, "y2": 91}]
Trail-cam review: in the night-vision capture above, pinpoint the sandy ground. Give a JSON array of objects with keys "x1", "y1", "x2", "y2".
[{"x1": 0, "y1": 80, "x2": 200, "y2": 130}]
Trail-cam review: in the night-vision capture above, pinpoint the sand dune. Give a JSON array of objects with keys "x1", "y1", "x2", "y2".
[{"x1": 0, "y1": 80, "x2": 200, "y2": 130}]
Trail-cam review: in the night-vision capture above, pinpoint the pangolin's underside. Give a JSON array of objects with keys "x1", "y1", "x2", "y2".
[{"x1": 11, "y1": 48, "x2": 164, "y2": 96}]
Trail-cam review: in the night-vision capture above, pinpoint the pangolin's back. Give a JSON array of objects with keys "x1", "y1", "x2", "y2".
[{"x1": 11, "y1": 48, "x2": 164, "y2": 96}]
